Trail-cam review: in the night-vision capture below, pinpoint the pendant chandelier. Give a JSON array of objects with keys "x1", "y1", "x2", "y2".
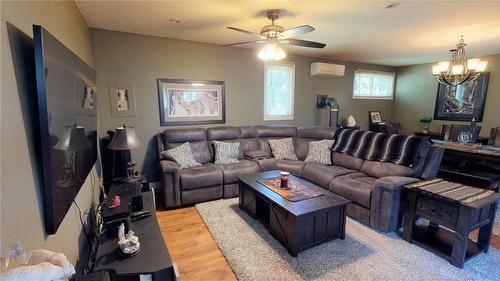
[{"x1": 432, "y1": 36, "x2": 487, "y2": 86}]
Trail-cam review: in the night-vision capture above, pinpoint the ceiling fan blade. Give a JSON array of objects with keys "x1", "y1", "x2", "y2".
[
  {"x1": 283, "y1": 38, "x2": 326, "y2": 49},
  {"x1": 280, "y1": 25, "x2": 315, "y2": 38},
  {"x1": 226, "y1": 27, "x2": 264, "y2": 38},
  {"x1": 222, "y1": 40, "x2": 265, "y2": 47}
]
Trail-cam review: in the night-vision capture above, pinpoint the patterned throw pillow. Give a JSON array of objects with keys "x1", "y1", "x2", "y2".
[
  {"x1": 161, "y1": 142, "x2": 201, "y2": 169},
  {"x1": 268, "y1": 138, "x2": 298, "y2": 160},
  {"x1": 213, "y1": 141, "x2": 240, "y2": 164},
  {"x1": 304, "y1": 139, "x2": 335, "y2": 165}
]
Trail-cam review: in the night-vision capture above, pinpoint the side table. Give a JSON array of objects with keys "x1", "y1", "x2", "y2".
[{"x1": 402, "y1": 179, "x2": 499, "y2": 268}]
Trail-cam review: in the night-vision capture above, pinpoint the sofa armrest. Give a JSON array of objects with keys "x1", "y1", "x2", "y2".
[
  {"x1": 369, "y1": 176, "x2": 420, "y2": 232},
  {"x1": 420, "y1": 146, "x2": 445, "y2": 179},
  {"x1": 160, "y1": 160, "x2": 181, "y2": 208}
]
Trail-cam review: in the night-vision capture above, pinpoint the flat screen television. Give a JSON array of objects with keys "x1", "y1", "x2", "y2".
[{"x1": 33, "y1": 25, "x2": 97, "y2": 234}]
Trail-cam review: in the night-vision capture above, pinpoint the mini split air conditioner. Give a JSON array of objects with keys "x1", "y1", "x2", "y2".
[{"x1": 310, "y1": 62, "x2": 345, "y2": 77}]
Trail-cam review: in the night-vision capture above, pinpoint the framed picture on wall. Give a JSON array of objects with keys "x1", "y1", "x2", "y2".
[
  {"x1": 157, "y1": 79, "x2": 225, "y2": 126},
  {"x1": 109, "y1": 85, "x2": 137, "y2": 117},
  {"x1": 433, "y1": 72, "x2": 489, "y2": 121}
]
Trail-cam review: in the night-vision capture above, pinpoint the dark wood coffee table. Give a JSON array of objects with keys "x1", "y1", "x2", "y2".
[{"x1": 238, "y1": 170, "x2": 350, "y2": 256}]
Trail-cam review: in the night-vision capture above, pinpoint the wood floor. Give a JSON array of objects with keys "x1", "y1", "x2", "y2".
[
  {"x1": 157, "y1": 207, "x2": 236, "y2": 281},
  {"x1": 157, "y1": 206, "x2": 499, "y2": 281}
]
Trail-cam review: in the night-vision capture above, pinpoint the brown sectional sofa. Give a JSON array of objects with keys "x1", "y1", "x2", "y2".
[{"x1": 157, "y1": 125, "x2": 444, "y2": 232}]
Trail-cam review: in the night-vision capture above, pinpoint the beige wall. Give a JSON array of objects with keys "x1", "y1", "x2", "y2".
[
  {"x1": 392, "y1": 54, "x2": 500, "y2": 137},
  {"x1": 92, "y1": 29, "x2": 396, "y2": 180},
  {"x1": 0, "y1": 0, "x2": 97, "y2": 266}
]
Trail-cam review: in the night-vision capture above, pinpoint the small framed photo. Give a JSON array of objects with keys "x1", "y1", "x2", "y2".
[
  {"x1": 369, "y1": 111, "x2": 382, "y2": 124},
  {"x1": 109, "y1": 85, "x2": 137, "y2": 117},
  {"x1": 83, "y1": 86, "x2": 95, "y2": 109}
]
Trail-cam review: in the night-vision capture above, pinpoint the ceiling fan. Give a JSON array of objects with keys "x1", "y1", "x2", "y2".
[{"x1": 224, "y1": 9, "x2": 326, "y2": 61}]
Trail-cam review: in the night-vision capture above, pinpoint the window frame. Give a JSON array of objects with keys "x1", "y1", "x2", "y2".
[
  {"x1": 352, "y1": 69, "x2": 395, "y2": 100},
  {"x1": 263, "y1": 62, "x2": 295, "y2": 121}
]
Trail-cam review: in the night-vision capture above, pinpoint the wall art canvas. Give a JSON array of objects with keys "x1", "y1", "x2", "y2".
[
  {"x1": 434, "y1": 73, "x2": 489, "y2": 121},
  {"x1": 109, "y1": 85, "x2": 137, "y2": 117},
  {"x1": 157, "y1": 79, "x2": 225, "y2": 126}
]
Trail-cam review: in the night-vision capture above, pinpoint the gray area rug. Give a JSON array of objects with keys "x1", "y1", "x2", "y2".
[{"x1": 196, "y1": 198, "x2": 500, "y2": 281}]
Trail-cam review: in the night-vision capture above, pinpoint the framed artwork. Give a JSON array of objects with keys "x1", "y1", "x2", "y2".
[
  {"x1": 83, "y1": 86, "x2": 95, "y2": 109},
  {"x1": 434, "y1": 73, "x2": 489, "y2": 122},
  {"x1": 369, "y1": 111, "x2": 382, "y2": 124},
  {"x1": 157, "y1": 79, "x2": 225, "y2": 126},
  {"x1": 109, "y1": 85, "x2": 137, "y2": 117}
]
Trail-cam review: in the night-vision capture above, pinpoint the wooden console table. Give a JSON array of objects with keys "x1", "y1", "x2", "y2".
[
  {"x1": 402, "y1": 179, "x2": 499, "y2": 268},
  {"x1": 94, "y1": 191, "x2": 176, "y2": 280}
]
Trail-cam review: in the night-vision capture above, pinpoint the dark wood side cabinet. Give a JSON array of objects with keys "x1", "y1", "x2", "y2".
[
  {"x1": 238, "y1": 171, "x2": 349, "y2": 257},
  {"x1": 403, "y1": 184, "x2": 499, "y2": 268}
]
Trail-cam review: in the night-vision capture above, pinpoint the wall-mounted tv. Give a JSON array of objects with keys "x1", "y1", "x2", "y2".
[{"x1": 33, "y1": 25, "x2": 97, "y2": 234}]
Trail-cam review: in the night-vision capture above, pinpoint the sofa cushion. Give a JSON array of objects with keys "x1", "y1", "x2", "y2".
[
  {"x1": 179, "y1": 163, "x2": 223, "y2": 190},
  {"x1": 302, "y1": 163, "x2": 356, "y2": 188},
  {"x1": 219, "y1": 160, "x2": 259, "y2": 184},
  {"x1": 304, "y1": 139, "x2": 335, "y2": 165},
  {"x1": 329, "y1": 173, "x2": 374, "y2": 208},
  {"x1": 360, "y1": 160, "x2": 423, "y2": 178},
  {"x1": 206, "y1": 126, "x2": 241, "y2": 140},
  {"x1": 161, "y1": 142, "x2": 201, "y2": 169},
  {"x1": 332, "y1": 152, "x2": 364, "y2": 170},
  {"x1": 268, "y1": 138, "x2": 298, "y2": 160},
  {"x1": 213, "y1": 141, "x2": 240, "y2": 164},
  {"x1": 162, "y1": 128, "x2": 212, "y2": 164},
  {"x1": 276, "y1": 160, "x2": 306, "y2": 177}
]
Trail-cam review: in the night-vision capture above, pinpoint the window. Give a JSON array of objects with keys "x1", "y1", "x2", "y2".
[
  {"x1": 264, "y1": 62, "x2": 295, "y2": 120},
  {"x1": 353, "y1": 70, "x2": 395, "y2": 99}
]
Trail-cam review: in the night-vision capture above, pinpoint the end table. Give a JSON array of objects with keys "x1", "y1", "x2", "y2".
[{"x1": 402, "y1": 179, "x2": 499, "y2": 268}]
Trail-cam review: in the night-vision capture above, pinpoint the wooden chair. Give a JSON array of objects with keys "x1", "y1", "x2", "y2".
[
  {"x1": 444, "y1": 124, "x2": 481, "y2": 143},
  {"x1": 488, "y1": 127, "x2": 500, "y2": 146}
]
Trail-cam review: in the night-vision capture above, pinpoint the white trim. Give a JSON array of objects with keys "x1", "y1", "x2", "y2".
[
  {"x1": 263, "y1": 62, "x2": 295, "y2": 121},
  {"x1": 352, "y1": 69, "x2": 395, "y2": 100}
]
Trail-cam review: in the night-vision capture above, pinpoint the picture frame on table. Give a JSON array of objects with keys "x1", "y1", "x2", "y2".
[
  {"x1": 369, "y1": 111, "x2": 382, "y2": 124},
  {"x1": 109, "y1": 85, "x2": 137, "y2": 117},
  {"x1": 157, "y1": 79, "x2": 225, "y2": 126}
]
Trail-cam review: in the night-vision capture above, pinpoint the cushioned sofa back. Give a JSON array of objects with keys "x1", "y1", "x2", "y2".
[
  {"x1": 360, "y1": 141, "x2": 431, "y2": 178},
  {"x1": 239, "y1": 126, "x2": 259, "y2": 152},
  {"x1": 295, "y1": 126, "x2": 336, "y2": 160},
  {"x1": 206, "y1": 126, "x2": 244, "y2": 159},
  {"x1": 159, "y1": 128, "x2": 212, "y2": 164},
  {"x1": 255, "y1": 125, "x2": 297, "y2": 156}
]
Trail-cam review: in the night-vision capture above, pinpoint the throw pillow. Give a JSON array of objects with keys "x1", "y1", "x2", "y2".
[
  {"x1": 304, "y1": 139, "x2": 335, "y2": 164},
  {"x1": 268, "y1": 138, "x2": 298, "y2": 160},
  {"x1": 161, "y1": 142, "x2": 201, "y2": 169},
  {"x1": 213, "y1": 141, "x2": 240, "y2": 164}
]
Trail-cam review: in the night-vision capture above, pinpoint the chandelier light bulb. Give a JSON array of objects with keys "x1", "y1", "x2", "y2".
[
  {"x1": 432, "y1": 37, "x2": 488, "y2": 86},
  {"x1": 258, "y1": 44, "x2": 286, "y2": 61}
]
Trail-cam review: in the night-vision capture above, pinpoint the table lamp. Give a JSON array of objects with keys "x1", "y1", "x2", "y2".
[
  {"x1": 108, "y1": 125, "x2": 143, "y2": 182},
  {"x1": 54, "y1": 124, "x2": 92, "y2": 187}
]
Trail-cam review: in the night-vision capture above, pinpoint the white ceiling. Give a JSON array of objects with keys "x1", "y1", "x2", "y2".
[{"x1": 76, "y1": 1, "x2": 500, "y2": 66}]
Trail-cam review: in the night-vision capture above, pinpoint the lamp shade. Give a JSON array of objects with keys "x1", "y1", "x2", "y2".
[
  {"x1": 54, "y1": 125, "x2": 92, "y2": 150},
  {"x1": 108, "y1": 125, "x2": 143, "y2": 150}
]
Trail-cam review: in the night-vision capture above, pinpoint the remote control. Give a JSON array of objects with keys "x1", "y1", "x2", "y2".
[
  {"x1": 131, "y1": 210, "x2": 150, "y2": 218},
  {"x1": 131, "y1": 213, "x2": 151, "y2": 222}
]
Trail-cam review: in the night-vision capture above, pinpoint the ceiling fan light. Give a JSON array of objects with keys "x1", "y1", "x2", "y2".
[{"x1": 258, "y1": 44, "x2": 286, "y2": 61}]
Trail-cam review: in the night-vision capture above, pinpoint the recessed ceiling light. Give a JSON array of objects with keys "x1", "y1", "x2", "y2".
[
  {"x1": 386, "y1": 2, "x2": 400, "y2": 9},
  {"x1": 168, "y1": 18, "x2": 181, "y2": 24}
]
